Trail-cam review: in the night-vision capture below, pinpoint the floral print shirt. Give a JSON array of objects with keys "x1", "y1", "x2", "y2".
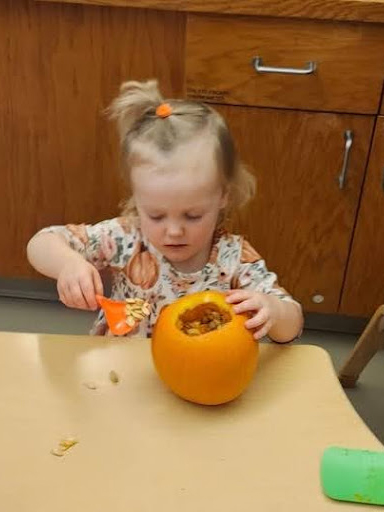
[{"x1": 40, "y1": 217, "x2": 300, "y2": 337}]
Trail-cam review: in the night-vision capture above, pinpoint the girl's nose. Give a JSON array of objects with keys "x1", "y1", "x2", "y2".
[{"x1": 166, "y1": 221, "x2": 185, "y2": 237}]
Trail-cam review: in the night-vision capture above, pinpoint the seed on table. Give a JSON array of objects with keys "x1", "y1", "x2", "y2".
[
  {"x1": 83, "y1": 381, "x2": 97, "y2": 390},
  {"x1": 51, "y1": 448, "x2": 65, "y2": 457},
  {"x1": 51, "y1": 437, "x2": 78, "y2": 457},
  {"x1": 59, "y1": 438, "x2": 78, "y2": 451},
  {"x1": 109, "y1": 370, "x2": 120, "y2": 384}
]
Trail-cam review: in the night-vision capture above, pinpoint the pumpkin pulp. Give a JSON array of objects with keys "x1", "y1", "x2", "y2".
[{"x1": 176, "y1": 302, "x2": 231, "y2": 336}]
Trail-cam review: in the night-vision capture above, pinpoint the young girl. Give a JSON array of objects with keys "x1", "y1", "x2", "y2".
[{"x1": 27, "y1": 80, "x2": 303, "y2": 341}]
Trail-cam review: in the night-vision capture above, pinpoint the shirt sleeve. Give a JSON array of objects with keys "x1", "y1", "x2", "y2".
[
  {"x1": 234, "y1": 238, "x2": 301, "y2": 306},
  {"x1": 37, "y1": 217, "x2": 137, "y2": 270}
]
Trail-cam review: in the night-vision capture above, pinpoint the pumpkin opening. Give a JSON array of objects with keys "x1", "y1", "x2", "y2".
[{"x1": 176, "y1": 302, "x2": 232, "y2": 336}]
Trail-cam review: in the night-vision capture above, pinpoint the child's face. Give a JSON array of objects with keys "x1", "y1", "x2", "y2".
[{"x1": 131, "y1": 138, "x2": 227, "y2": 273}]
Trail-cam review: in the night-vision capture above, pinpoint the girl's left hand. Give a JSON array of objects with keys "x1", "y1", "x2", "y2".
[{"x1": 225, "y1": 289, "x2": 276, "y2": 340}]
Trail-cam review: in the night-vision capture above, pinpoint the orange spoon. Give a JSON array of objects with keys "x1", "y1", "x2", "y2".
[{"x1": 95, "y1": 295, "x2": 139, "y2": 336}]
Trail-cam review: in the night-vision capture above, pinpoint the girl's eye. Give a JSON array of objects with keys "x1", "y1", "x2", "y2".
[
  {"x1": 149, "y1": 215, "x2": 164, "y2": 221},
  {"x1": 185, "y1": 214, "x2": 203, "y2": 221}
]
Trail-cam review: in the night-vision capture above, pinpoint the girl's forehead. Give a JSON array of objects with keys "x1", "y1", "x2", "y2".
[
  {"x1": 133, "y1": 168, "x2": 221, "y2": 206},
  {"x1": 131, "y1": 139, "x2": 222, "y2": 195}
]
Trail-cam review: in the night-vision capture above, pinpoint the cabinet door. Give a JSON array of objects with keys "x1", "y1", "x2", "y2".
[
  {"x1": 217, "y1": 106, "x2": 374, "y2": 313},
  {"x1": 340, "y1": 117, "x2": 384, "y2": 317},
  {"x1": 0, "y1": 0, "x2": 185, "y2": 277}
]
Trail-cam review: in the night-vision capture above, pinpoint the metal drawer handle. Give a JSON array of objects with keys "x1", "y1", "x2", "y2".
[
  {"x1": 338, "y1": 130, "x2": 354, "y2": 190},
  {"x1": 252, "y1": 56, "x2": 316, "y2": 75}
]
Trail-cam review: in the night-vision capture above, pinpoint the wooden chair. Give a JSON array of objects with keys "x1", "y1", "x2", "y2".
[{"x1": 339, "y1": 305, "x2": 384, "y2": 388}]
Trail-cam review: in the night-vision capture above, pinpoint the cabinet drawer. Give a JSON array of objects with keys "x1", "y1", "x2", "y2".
[{"x1": 186, "y1": 14, "x2": 384, "y2": 114}]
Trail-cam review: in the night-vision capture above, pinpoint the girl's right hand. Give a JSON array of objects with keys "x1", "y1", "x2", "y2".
[{"x1": 57, "y1": 258, "x2": 104, "y2": 311}]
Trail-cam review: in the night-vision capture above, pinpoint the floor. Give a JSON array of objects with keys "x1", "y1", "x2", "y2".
[{"x1": 0, "y1": 296, "x2": 383, "y2": 443}]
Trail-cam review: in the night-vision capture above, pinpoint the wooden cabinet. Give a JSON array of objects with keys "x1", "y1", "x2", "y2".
[
  {"x1": 2, "y1": 1, "x2": 384, "y2": 318},
  {"x1": 340, "y1": 117, "x2": 384, "y2": 316},
  {"x1": 217, "y1": 106, "x2": 374, "y2": 312},
  {"x1": 185, "y1": 13, "x2": 384, "y2": 316},
  {"x1": 0, "y1": 0, "x2": 185, "y2": 277}
]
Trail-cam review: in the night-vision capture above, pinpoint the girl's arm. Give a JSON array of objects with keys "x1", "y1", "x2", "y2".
[
  {"x1": 258, "y1": 293, "x2": 303, "y2": 343},
  {"x1": 228, "y1": 238, "x2": 303, "y2": 342},
  {"x1": 27, "y1": 232, "x2": 104, "y2": 310},
  {"x1": 27, "y1": 232, "x2": 85, "y2": 279}
]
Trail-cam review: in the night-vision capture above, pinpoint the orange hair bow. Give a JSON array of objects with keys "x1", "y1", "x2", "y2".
[{"x1": 156, "y1": 103, "x2": 172, "y2": 118}]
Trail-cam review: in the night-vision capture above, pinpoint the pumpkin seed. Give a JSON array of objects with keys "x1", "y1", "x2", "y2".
[
  {"x1": 51, "y1": 437, "x2": 78, "y2": 457},
  {"x1": 109, "y1": 370, "x2": 120, "y2": 384},
  {"x1": 186, "y1": 328, "x2": 200, "y2": 336},
  {"x1": 124, "y1": 298, "x2": 150, "y2": 327},
  {"x1": 59, "y1": 438, "x2": 78, "y2": 451},
  {"x1": 126, "y1": 316, "x2": 136, "y2": 327},
  {"x1": 51, "y1": 448, "x2": 65, "y2": 457},
  {"x1": 131, "y1": 311, "x2": 145, "y2": 320},
  {"x1": 83, "y1": 381, "x2": 97, "y2": 390}
]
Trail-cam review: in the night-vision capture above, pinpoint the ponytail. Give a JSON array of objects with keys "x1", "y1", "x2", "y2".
[{"x1": 106, "y1": 80, "x2": 163, "y2": 143}]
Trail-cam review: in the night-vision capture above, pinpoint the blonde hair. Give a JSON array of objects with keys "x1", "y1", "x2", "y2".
[{"x1": 107, "y1": 80, "x2": 256, "y2": 225}]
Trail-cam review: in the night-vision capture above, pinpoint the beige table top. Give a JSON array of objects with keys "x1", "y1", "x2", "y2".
[{"x1": 0, "y1": 331, "x2": 382, "y2": 511}]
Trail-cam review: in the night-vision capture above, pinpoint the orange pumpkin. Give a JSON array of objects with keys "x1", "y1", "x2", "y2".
[{"x1": 151, "y1": 290, "x2": 258, "y2": 405}]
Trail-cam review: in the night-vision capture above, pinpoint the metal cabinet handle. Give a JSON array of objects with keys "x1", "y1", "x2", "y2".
[
  {"x1": 252, "y1": 56, "x2": 316, "y2": 75},
  {"x1": 381, "y1": 167, "x2": 384, "y2": 192},
  {"x1": 338, "y1": 130, "x2": 354, "y2": 190}
]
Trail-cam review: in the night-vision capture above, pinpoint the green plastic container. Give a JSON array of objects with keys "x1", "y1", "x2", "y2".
[{"x1": 321, "y1": 446, "x2": 384, "y2": 506}]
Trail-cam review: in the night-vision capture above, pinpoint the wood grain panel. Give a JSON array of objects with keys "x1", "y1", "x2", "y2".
[
  {"x1": 340, "y1": 117, "x2": 384, "y2": 317},
  {"x1": 36, "y1": 0, "x2": 384, "y2": 24},
  {"x1": 217, "y1": 106, "x2": 374, "y2": 313},
  {"x1": 186, "y1": 15, "x2": 384, "y2": 114},
  {"x1": 0, "y1": 0, "x2": 185, "y2": 277}
]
